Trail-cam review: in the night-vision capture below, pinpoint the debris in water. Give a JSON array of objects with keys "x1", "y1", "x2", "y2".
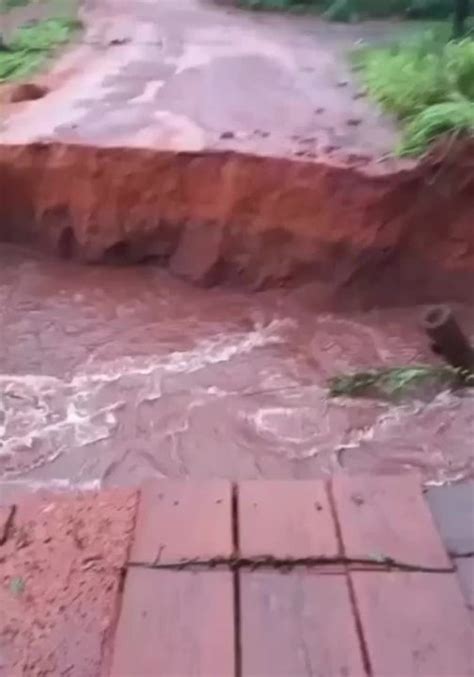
[
  {"x1": 421, "y1": 305, "x2": 474, "y2": 381},
  {"x1": 329, "y1": 307, "x2": 474, "y2": 400},
  {"x1": 328, "y1": 365, "x2": 461, "y2": 400}
]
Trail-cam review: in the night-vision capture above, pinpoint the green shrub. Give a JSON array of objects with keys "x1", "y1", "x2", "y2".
[
  {"x1": 237, "y1": 0, "x2": 324, "y2": 10},
  {"x1": 326, "y1": 0, "x2": 410, "y2": 18},
  {"x1": 2, "y1": 0, "x2": 30, "y2": 9},
  {"x1": 407, "y1": 0, "x2": 456, "y2": 18},
  {"x1": 10, "y1": 18, "x2": 80, "y2": 51},
  {"x1": 238, "y1": 0, "x2": 466, "y2": 19},
  {"x1": 0, "y1": 18, "x2": 79, "y2": 81},
  {"x1": 444, "y1": 38, "x2": 474, "y2": 98},
  {"x1": 399, "y1": 100, "x2": 474, "y2": 154},
  {"x1": 355, "y1": 34, "x2": 450, "y2": 118},
  {"x1": 0, "y1": 50, "x2": 44, "y2": 81},
  {"x1": 323, "y1": 0, "x2": 355, "y2": 21},
  {"x1": 356, "y1": 31, "x2": 474, "y2": 153}
]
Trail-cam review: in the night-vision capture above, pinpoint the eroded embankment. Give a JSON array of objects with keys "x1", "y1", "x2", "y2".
[{"x1": 1, "y1": 141, "x2": 473, "y2": 307}]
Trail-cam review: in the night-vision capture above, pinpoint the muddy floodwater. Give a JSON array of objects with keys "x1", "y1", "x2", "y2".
[{"x1": 0, "y1": 243, "x2": 473, "y2": 497}]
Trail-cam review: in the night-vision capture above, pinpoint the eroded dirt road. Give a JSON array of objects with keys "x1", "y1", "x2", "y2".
[
  {"x1": 1, "y1": 244, "x2": 473, "y2": 499},
  {"x1": 0, "y1": 0, "x2": 400, "y2": 157}
]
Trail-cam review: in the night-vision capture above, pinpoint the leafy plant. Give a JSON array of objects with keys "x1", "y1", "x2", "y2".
[
  {"x1": 398, "y1": 100, "x2": 474, "y2": 154},
  {"x1": 0, "y1": 49, "x2": 43, "y2": 80},
  {"x1": 355, "y1": 30, "x2": 474, "y2": 154},
  {"x1": 10, "y1": 18, "x2": 80, "y2": 50},
  {"x1": 237, "y1": 0, "x2": 325, "y2": 11},
  {"x1": 2, "y1": 0, "x2": 30, "y2": 10},
  {"x1": 0, "y1": 18, "x2": 80, "y2": 82},
  {"x1": 237, "y1": 0, "x2": 472, "y2": 19},
  {"x1": 444, "y1": 37, "x2": 474, "y2": 98},
  {"x1": 324, "y1": 0, "x2": 355, "y2": 21},
  {"x1": 328, "y1": 364, "x2": 460, "y2": 399},
  {"x1": 407, "y1": 0, "x2": 458, "y2": 18}
]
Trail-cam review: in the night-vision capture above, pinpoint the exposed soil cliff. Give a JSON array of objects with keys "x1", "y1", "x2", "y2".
[{"x1": 1, "y1": 141, "x2": 473, "y2": 308}]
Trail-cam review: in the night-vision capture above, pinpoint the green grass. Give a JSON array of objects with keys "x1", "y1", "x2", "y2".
[
  {"x1": 354, "y1": 29, "x2": 474, "y2": 154},
  {"x1": 400, "y1": 100, "x2": 474, "y2": 153},
  {"x1": 0, "y1": 17, "x2": 80, "y2": 82}
]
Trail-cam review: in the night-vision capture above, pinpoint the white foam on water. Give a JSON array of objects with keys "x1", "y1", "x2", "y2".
[
  {"x1": 0, "y1": 320, "x2": 290, "y2": 477},
  {"x1": 253, "y1": 406, "x2": 323, "y2": 445},
  {"x1": 424, "y1": 472, "x2": 467, "y2": 487}
]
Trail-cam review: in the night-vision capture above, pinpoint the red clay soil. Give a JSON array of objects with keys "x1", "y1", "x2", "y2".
[
  {"x1": 0, "y1": 489, "x2": 137, "y2": 676},
  {"x1": 1, "y1": 140, "x2": 473, "y2": 307}
]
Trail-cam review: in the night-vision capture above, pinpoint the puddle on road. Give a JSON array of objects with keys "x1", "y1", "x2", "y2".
[{"x1": 0, "y1": 244, "x2": 473, "y2": 499}]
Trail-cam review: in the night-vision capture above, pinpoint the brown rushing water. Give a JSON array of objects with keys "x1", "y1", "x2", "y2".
[{"x1": 0, "y1": 243, "x2": 473, "y2": 498}]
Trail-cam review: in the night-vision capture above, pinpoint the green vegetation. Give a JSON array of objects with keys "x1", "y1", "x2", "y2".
[
  {"x1": 238, "y1": 0, "x2": 466, "y2": 20},
  {"x1": 238, "y1": 0, "x2": 472, "y2": 40},
  {"x1": 328, "y1": 364, "x2": 466, "y2": 399},
  {"x1": 3, "y1": 0, "x2": 30, "y2": 9},
  {"x1": 0, "y1": 17, "x2": 80, "y2": 81},
  {"x1": 237, "y1": 0, "x2": 474, "y2": 155},
  {"x1": 237, "y1": 0, "x2": 322, "y2": 11},
  {"x1": 400, "y1": 100, "x2": 474, "y2": 153},
  {"x1": 355, "y1": 30, "x2": 474, "y2": 154}
]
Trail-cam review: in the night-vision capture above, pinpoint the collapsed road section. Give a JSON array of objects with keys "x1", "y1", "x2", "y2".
[{"x1": 1, "y1": 140, "x2": 473, "y2": 307}]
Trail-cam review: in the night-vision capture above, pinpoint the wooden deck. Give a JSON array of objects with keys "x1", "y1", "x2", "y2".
[{"x1": 0, "y1": 475, "x2": 473, "y2": 676}]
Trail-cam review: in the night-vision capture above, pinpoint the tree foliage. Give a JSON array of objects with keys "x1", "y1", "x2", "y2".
[{"x1": 239, "y1": 0, "x2": 471, "y2": 26}]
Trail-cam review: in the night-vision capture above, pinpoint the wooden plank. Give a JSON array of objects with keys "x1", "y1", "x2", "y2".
[
  {"x1": 109, "y1": 569, "x2": 235, "y2": 677},
  {"x1": 352, "y1": 571, "x2": 474, "y2": 676},
  {"x1": 238, "y1": 481, "x2": 338, "y2": 559},
  {"x1": 332, "y1": 474, "x2": 450, "y2": 567},
  {"x1": 130, "y1": 480, "x2": 233, "y2": 564},
  {"x1": 240, "y1": 571, "x2": 365, "y2": 676}
]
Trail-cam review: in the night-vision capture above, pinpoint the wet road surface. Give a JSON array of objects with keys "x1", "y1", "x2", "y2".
[{"x1": 1, "y1": 244, "x2": 473, "y2": 498}]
